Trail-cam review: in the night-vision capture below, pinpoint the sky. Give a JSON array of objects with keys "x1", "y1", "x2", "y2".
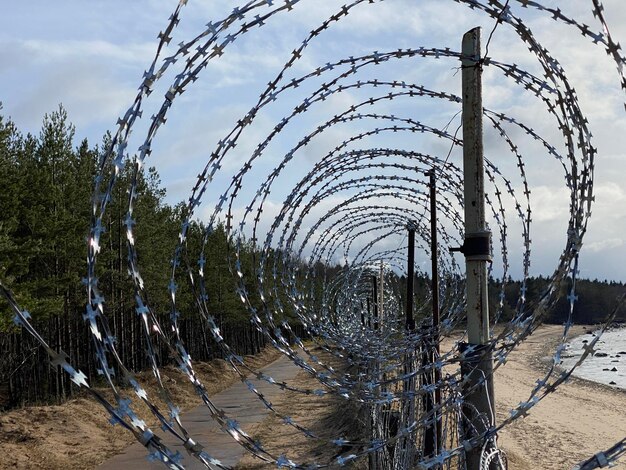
[{"x1": 1, "y1": 0, "x2": 626, "y2": 282}]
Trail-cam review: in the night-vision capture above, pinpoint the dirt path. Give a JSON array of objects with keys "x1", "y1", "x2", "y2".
[{"x1": 100, "y1": 354, "x2": 302, "y2": 469}]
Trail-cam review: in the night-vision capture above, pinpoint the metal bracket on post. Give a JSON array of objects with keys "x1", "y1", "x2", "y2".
[{"x1": 449, "y1": 231, "x2": 492, "y2": 262}]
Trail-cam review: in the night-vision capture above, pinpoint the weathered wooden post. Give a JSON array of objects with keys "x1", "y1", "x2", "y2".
[{"x1": 459, "y1": 27, "x2": 495, "y2": 470}]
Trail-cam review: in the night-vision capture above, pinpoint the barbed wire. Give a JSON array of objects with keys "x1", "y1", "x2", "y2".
[{"x1": 2, "y1": 0, "x2": 626, "y2": 469}]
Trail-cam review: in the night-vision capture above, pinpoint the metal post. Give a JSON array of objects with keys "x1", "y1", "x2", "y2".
[
  {"x1": 406, "y1": 227, "x2": 416, "y2": 331},
  {"x1": 428, "y1": 171, "x2": 441, "y2": 349},
  {"x1": 404, "y1": 225, "x2": 416, "y2": 409},
  {"x1": 379, "y1": 261, "x2": 384, "y2": 329},
  {"x1": 366, "y1": 296, "x2": 372, "y2": 328},
  {"x1": 460, "y1": 27, "x2": 495, "y2": 469},
  {"x1": 426, "y1": 170, "x2": 442, "y2": 456},
  {"x1": 422, "y1": 324, "x2": 435, "y2": 458},
  {"x1": 372, "y1": 276, "x2": 379, "y2": 330}
]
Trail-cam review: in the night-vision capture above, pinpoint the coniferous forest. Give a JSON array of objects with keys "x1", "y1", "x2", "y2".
[
  {"x1": 0, "y1": 105, "x2": 310, "y2": 409},
  {"x1": 0, "y1": 105, "x2": 624, "y2": 411}
]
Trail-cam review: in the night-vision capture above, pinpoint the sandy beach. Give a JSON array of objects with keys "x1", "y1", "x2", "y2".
[{"x1": 495, "y1": 325, "x2": 626, "y2": 469}]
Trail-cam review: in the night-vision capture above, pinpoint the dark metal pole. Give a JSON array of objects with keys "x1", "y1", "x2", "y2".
[
  {"x1": 404, "y1": 225, "x2": 416, "y2": 404},
  {"x1": 422, "y1": 326, "x2": 435, "y2": 458},
  {"x1": 406, "y1": 227, "x2": 416, "y2": 331},
  {"x1": 366, "y1": 296, "x2": 371, "y2": 328},
  {"x1": 428, "y1": 171, "x2": 440, "y2": 368},
  {"x1": 428, "y1": 170, "x2": 442, "y2": 455},
  {"x1": 422, "y1": 171, "x2": 443, "y2": 458}
]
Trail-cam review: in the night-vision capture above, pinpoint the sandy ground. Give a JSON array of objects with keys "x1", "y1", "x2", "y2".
[
  {"x1": 0, "y1": 347, "x2": 280, "y2": 469},
  {"x1": 236, "y1": 348, "x2": 367, "y2": 469},
  {"x1": 494, "y1": 325, "x2": 626, "y2": 470},
  {"x1": 1, "y1": 326, "x2": 625, "y2": 469},
  {"x1": 239, "y1": 326, "x2": 626, "y2": 470}
]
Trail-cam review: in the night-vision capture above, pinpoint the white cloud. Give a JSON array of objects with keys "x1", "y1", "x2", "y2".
[
  {"x1": 11, "y1": 39, "x2": 153, "y2": 65},
  {"x1": 585, "y1": 238, "x2": 624, "y2": 253},
  {"x1": 14, "y1": 61, "x2": 136, "y2": 129},
  {"x1": 526, "y1": 186, "x2": 571, "y2": 223},
  {"x1": 0, "y1": 37, "x2": 152, "y2": 133}
]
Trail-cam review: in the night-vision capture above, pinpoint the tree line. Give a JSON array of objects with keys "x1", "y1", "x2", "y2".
[
  {"x1": 0, "y1": 105, "x2": 307, "y2": 409},
  {"x1": 398, "y1": 273, "x2": 626, "y2": 325},
  {"x1": 491, "y1": 275, "x2": 626, "y2": 325}
]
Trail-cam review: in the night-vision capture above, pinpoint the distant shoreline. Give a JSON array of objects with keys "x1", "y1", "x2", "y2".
[{"x1": 561, "y1": 327, "x2": 626, "y2": 391}]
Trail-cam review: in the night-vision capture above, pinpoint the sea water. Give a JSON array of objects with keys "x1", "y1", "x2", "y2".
[{"x1": 561, "y1": 328, "x2": 626, "y2": 390}]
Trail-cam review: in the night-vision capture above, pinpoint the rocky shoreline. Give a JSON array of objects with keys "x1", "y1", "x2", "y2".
[{"x1": 561, "y1": 327, "x2": 626, "y2": 390}]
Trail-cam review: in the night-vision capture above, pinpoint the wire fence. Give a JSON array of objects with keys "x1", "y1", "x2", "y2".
[{"x1": 2, "y1": 1, "x2": 626, "y2": 469}]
